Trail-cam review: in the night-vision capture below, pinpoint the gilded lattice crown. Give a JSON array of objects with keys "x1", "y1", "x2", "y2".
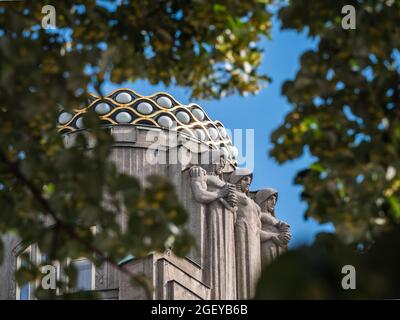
[{"x1": 57, "y1": 89, "x2": 238, "y2": 164}]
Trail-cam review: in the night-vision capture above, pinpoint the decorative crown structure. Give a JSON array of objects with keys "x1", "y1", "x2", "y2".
[{"x1": 57, "y1": 89, "x2": 239, "y2": 165}]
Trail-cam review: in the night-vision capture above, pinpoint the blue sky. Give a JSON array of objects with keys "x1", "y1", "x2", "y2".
[{"x1": 103, "y1": 17, "x2": 334, "y2": 247}]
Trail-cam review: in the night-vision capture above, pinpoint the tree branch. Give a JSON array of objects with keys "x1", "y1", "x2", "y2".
[{"x1": 0, "y1": 148, "x2": 153, "y2": 299}]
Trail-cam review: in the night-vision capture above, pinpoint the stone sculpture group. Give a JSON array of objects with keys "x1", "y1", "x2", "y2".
[
  {"x1": 189, "y1": 155, "x2": 291, "y2": 300},
  {"x1": 50, "y1": 89, "x2": 292, "y2": 300}
]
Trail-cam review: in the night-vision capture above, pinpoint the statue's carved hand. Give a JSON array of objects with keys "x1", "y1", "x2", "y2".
[
  {"x1": 217, "y1": 184, "x2": 230, "y2": 198},
  {"x1": 226, "y1": 184, "x2": 238, "y2": 207},
  {"x1": 226, "y1": 183, "x2": 235, "y2": 188},
  {"x1": 271, "y1": 234, "x2": 286, "y2": 247},
  {"x1": 276, "y1": 221, "x2": 290, "y2": 232},
  {"x1": 278, "y1": 232, "x2": 291, "y2": 245},
  {"x1": 228, "y1": 193, "x2": 238, "y2": 207},
  {"x1": 189, "y1": 166, "x2": 205, "y2": 178}
]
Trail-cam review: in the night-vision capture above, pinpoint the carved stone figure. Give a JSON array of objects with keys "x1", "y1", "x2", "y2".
[
  {"x1": 229, "y1": 168, "x2": 262, "y2": 300},
  {"x1": 255, "y1": 188, "x2": 291, "y2": 265},
  {"x1": 1, "y1": 89, "x2": 298, "y2": 300},
  {"x1": 189, "y1": 155, "x2": 237, "y2": 299}
]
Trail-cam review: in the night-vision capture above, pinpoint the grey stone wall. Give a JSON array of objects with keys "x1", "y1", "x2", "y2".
[
  {"x1": 0, "y1": 125, "x2": 219, "y2": 300},
  {"x1": 0, "y1": 234, "x2": 19, "y2": 299},
  {"x1": 119, "y1": 252, "x2": 210, "y2": 300}
]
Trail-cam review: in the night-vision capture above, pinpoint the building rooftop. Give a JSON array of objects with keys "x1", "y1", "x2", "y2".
[{"x1": 57, "y1": 89, "x2": 238, "y2": 165}]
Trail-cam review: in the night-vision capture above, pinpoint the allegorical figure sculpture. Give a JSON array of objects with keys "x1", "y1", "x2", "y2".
[
  {"x1": 255, "y1": 188, "x2": 291, "y2": 265},
  {"x1": 189, "y1": 154, "x2": 237, "y2": 299},
  {"x1": 229, "y1": 168, "x2": 263, "y2": 300}
]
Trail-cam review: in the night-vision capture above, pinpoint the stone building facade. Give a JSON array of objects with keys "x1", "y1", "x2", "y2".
[{"x1": 0, "y1": 89, "x2": 291, "y2": 300}]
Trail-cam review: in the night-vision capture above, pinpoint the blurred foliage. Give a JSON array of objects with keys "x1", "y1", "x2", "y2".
[
  {"x1": 256, "y1": 226, "x2": 400, "y2": 299},
  {"x1": 1, "y1": 0, "x2": 272, "y2": 103},
  {"x1": 6, "y1": 0, "x2": 399, "y2": 300},
  {"x1": 270, "y1": 0, "x2": 400, "y2": 245},
  {"x1": 256, "y1": 0, "x2": 400, "y2": 299},
  {"x1": 0, "y1": 0, "x2": 275, "y2": 298}
]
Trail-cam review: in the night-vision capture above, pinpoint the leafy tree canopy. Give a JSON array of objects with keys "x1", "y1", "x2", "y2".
[
  {"x1": 270, "y1": 0, "x2": 400, "y2": 245},
  {"x1": 256, "y1": 226, "x2": 400, "y2": 299},
  {"x1": 255, "y1": 0, "x2": 400, "y2": 299},
  {"x1": 0, "y1": 0, "x2": 273, "y2": 298}
]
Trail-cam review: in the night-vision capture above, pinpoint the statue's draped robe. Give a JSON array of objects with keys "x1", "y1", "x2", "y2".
[
  {"x1": 260, "y1": 211, "x2": 286, "y2": 265},
  {"x1": 234, "y1": 192, "x2": 262, "y2": 299},
  {"x1": 190, "y1": 173, "x2": 236, "y2": 300}
]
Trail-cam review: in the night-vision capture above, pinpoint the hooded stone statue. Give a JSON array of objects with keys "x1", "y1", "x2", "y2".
[
  {"x1": 229, "y1": 168, "x2": 262, "y2": 299},
  {"x1": 229, "y1": 168, "x2": 253, "y2": 186},
  {"x1": 254, "y1": 188, "x2": 291, "y2": 265},
  {"x1": 255, "y1": 188, "x2": 278, "y2": 216}
]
